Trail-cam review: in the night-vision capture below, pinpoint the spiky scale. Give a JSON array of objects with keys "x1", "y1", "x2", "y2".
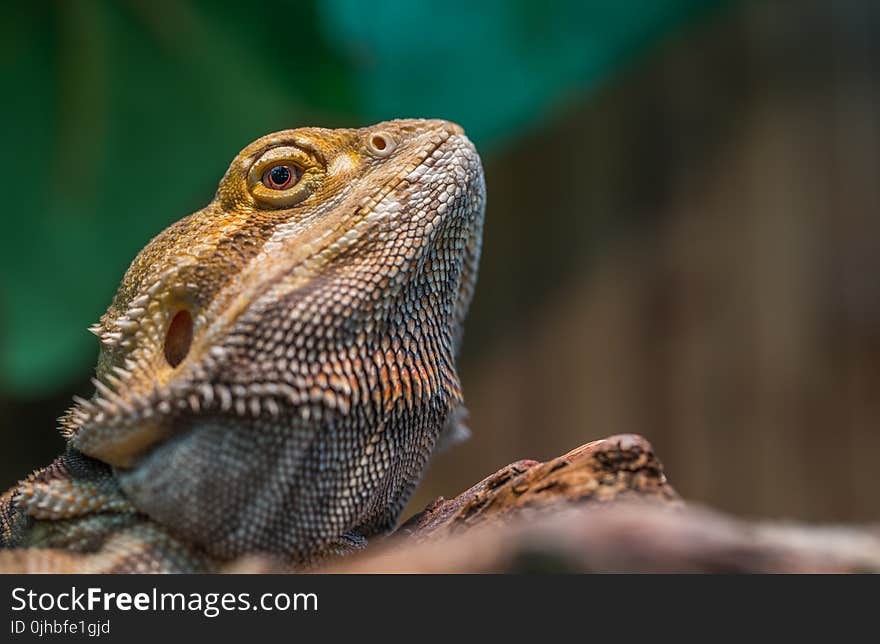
[{"x1": 2, "y1": 119, "x2": 485, "y2": 571}]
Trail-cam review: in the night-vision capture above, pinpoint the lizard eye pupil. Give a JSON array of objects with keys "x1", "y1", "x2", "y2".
[
  {"x1": 262, "y1": 164, "x2": 299, "y2": 190},
  {"x1": 269, "y1": 166, "x2": 290, "y2": 185}
]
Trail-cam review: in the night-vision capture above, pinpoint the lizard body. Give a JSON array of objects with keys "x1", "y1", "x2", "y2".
[{"x1": 0, "y1": 119, "x2": 485, "y2": 572}]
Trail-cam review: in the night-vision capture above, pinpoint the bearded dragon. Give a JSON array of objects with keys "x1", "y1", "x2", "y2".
[{"x1": 0, "y1": 119, "x2": 485, "y2": 572}]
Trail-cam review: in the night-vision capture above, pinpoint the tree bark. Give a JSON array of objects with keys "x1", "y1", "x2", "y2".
[{"x1": 315, "y1": 435, "x2": 880, "y2": 573}]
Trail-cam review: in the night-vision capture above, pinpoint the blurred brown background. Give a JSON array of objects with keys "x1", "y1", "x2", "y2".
[
  {"x1": 2, "y1": 0, "x2": 878, "y2": 523},
  {"x1": 415, "y1": 0, "x2": 880, "y2": 521}
]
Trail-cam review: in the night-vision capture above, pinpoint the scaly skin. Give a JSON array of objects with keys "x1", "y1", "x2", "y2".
[{"x1": 0, "y1": 119, "x2": 486, "y2": 572}]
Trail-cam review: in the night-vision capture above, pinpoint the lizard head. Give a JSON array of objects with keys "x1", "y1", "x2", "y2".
[{"x1": 61, "y1": 119, "x2": 485, "y2": 558}]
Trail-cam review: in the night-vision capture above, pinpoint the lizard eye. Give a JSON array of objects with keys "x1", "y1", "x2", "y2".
[
  {"x1": 262, "y1": 164, "x2": 301, "y2": 190},
  {"x1": 248, "y1": 146, "x2": 314, "y2": 207}
]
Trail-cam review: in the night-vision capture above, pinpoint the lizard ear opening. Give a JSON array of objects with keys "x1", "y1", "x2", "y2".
[{"x1": 164, "y1": 309, "x2": 193, "y2": 368}]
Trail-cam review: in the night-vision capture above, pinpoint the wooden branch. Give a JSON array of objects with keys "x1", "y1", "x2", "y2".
[
  {"x1": 315, "y1": 434, "x2": 880, "y2": 573},
  {"x1": 398, "y1": 433, "x2": 679, "y2": 541},
  {"x1": 320, "y1": 503, "x2": 880, "y2": 573}
]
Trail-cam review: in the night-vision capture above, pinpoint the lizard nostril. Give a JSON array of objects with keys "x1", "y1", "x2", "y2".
[
  {"x1": 164, "y1": 310, "x2": 193, "y2": 368},
  {"x1": 367, "y1": 132, "x2": 396, "y2": 158}
]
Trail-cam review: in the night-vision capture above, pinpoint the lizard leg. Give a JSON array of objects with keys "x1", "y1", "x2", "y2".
[{"x1": 2, "y1": 448, "x2": 136, "y2": 549}]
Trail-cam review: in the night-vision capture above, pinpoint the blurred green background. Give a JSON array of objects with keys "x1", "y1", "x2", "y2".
[{"x1": 3, "y1": 0, "x2": 879, "y2": 523}]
